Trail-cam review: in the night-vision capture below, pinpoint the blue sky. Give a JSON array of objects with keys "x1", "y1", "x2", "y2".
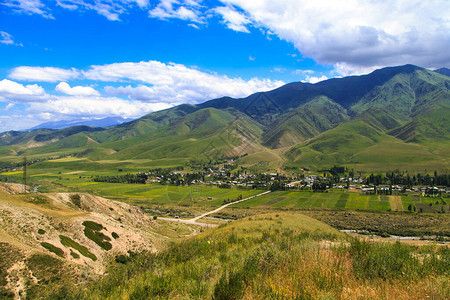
[{"x1": 0, "y1": 0, "x2": 449, "y2": 131}]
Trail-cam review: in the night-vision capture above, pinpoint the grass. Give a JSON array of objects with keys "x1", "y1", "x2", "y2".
[
  {"x1": 35, "y1": 213, "x2": 449, "y2": 299},
  {"x1": 59, "y1": 235, "x2": 97, "y2": 261},
  {"x1": 232, "y1": 190, "x2": 400, "y2": 211}
]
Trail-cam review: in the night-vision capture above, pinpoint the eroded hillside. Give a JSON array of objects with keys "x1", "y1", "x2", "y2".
[{"x1": 0, "y1": 183, "x2": 175, "y2": 298}]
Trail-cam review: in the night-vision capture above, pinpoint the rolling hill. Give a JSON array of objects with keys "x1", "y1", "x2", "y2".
[{"x1": 0, "y1": 64, "x2": 448, "y2": 172}]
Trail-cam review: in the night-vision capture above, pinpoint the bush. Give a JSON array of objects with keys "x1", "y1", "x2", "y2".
[
  {"x1": 115, "y1": 254, "x2": 128, "y2": 264},
  {"x1": 38, "y1": 229, "x2": 46, "y2": 235},
  {"x1": 70, "y1": 194, "x2": 81, "y2": 208},
  {"x1": 82, "y1": 221, "x2": 104, "y2": 231},
  {"x1": 82, "y1": 221, "x2": 112, "y2": 250},
  {"x1": 112, "y1": 232, "x2": 119, "y2": 239},
  {"x1": 70, "y1": 251, "x2": 80, "y2": 259},
  {"x1": 41, "y1": 242, "x2": 64, "y2": 257},
  {"x1": 59, "y1": 235, "x2": 97, "y2": 261}
]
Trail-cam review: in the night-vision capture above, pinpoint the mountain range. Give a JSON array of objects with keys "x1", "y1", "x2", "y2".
[
  {"x1": 1, "y1": 64, "x2": 449, "y2": 172},
  {"x1": 29, "y1": 116, "x2": 133, "y2": 130}
]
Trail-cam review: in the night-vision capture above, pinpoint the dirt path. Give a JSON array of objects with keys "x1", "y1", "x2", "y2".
[
  {"x1": 389, "y1": 196, "x2": 404, "y2": 212},
  {"x1": 158, "y1": 191, "x2": 271, "y2": 226}
]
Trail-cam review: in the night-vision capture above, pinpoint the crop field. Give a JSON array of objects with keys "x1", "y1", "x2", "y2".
[
  {"x1": 232, "y1": 190, "x2": 407, "y2": 211},
  {"x1": 3, "y1": 162, "x2": 448, "y2": 214}
]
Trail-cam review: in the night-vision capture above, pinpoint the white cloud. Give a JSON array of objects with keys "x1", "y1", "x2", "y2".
[
  {"x1": 28, "y1": 96, "x2": 171, "y2": 118},
  {"x1": 302, "y1": 75, "x2": 328, "y2": 84},
  {"x1": 248, "y1": 55, "x2": 255, "y2": 61},
  {"x1": 222, "y1": 0, "x2": 450, "y2": 74},
  {"x1": 149, "y1": 0, "x2": 204, "y2": 23},
  {"x1": 0, "y1": 31, "x2": 23, "y2": 47},
  {"x1": 1, "y1": 60, "x2": 285, "y2": 130},
  {"x1": 5, "y1": 0, "x2": 149, "y2": 21},
  {"x1": 55, "y1": 82, "x2": 100, "y2": 96},
  {"x1": 0, "y1": 79, "x2": 47, "y2": 102},
  {"x1": 9, "y1": 66, "x2": 80, "y2": 82},
  {"x1": 3, "y1": 0, "x2": 53, "y2": 18},
  {"x1": 214, "y1": 6, "x2": 251, "y2": 33},
  {"x1": 0, "y1": 31, "x2": 14, "y2": 45},
  {"x1": 84, "y1": 60, "x2": 284, "y2": 103}
]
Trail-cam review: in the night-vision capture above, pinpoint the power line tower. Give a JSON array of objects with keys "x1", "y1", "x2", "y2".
[{"x1": 23, "y1": 157, "x2": 27, "y2": 193}]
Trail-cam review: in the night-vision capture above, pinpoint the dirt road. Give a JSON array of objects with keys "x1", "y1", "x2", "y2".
[{"x1": 158, "y1": 191, "x2": 272, "y2": 226}]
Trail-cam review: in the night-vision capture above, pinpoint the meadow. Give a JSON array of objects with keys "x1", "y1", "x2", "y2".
[{"x1": 31, "y1": 213, "x2": 450, "y2": 299}]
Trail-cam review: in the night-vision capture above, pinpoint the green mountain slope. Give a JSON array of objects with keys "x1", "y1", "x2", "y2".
[
  {"x1": 285, "y1": 119, "x2": 448, "y2": 171},
  {"x1": 0, "y1": 65, "x2": 448, "y2": 172},
  {"x1": 263, "y1": 96, "x2": 349, "y2": 148}
]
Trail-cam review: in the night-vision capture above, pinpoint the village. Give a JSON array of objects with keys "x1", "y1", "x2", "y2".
[{"x1": 93, "y1": 163, "x2": 450, "y2": 197}]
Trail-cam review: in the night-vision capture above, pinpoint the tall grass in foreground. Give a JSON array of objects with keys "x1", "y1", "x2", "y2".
[{"x1": 39, "y1": 213, "x2": 449, "y2": 299}]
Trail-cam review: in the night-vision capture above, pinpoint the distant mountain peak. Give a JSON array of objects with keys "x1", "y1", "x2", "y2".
[
  {"x1": 434, "y1": 67, "x2": 450, "y2": 77},
  {"x1": 29, "y1": 116, "x2": 134, "y2": 130}
]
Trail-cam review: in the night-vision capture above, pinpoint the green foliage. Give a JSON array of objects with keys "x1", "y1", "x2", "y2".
[
  {"x1": 69, "y1": 194, "x2": 81, "y2": 208},
  {"x1": 25, "y1": 213, "x2": 450, "y2": 299},
  {"x1": 349, "y1": 238, "x2": 449, "y2": 280},
  {"x1": 111, "y1": 232, "x2": 119, "y2": 239},
  {"x1": 26, "y1": 194, "x2": 49, "y2": 204},
  {"x1": 59, "y1": 235, "x2": 97, "y2": 261},
  {"x1": 213, "y1": 270, "x2": 245, "y2": 300},
  {"x1": 40, "y1": 242, "x2": 64, "y2": 257},
  {"x1": 70, "y1": 250, "x2": 80, "y2": 259},
  {"x1": 38, "y1": 228, "x2": 46, "y2": 234},
  {"x1": 82, "y1": 220, "x2": 104, "y2": 231},
  {"x1": 82, "y1": 221, "x2": 112, "y2": 251}
]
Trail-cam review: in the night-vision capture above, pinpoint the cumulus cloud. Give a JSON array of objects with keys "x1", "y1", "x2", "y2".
[
  {"x1": 302, "y1": 75, "x2": 328, "y2": 84},
  {"x1": 1, "y1": 60, "x2": 285, "y2": 130},
  {"x1": 214, "y1": 6, "x2": 251, "y2": 33},
  {"x1": 55, "y1": 82, "x2": 100, "y2": 96},
  {"x1": 85, "y1": 60, "x2": 284, "y2": 103},
  {"x1": 0, "y1": 79, "x2": 47, "y2": 102},
  {"x1": 9, "y1": 66, "x2": 80, "y2": 82},
  {"x1": 222, "y1": 0, "x2": 450, "y2": 74},
  {"x1": 28, "y1": 96, "x2": 171, "y2": 118}
]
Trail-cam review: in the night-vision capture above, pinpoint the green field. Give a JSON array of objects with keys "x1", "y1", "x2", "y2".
[
  {"x1": 4, "y1": 162, "x2": 447, "y2": 214},
  {"x1": 232, "y1": 191, "x2": 398, "y2": 211}
]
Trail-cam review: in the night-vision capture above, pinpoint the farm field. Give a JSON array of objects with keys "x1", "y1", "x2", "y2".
[
  {"x1": 231, "y1": 190, "x2": 420, "y2": 212},
  {"x1": 4, "y1": 164, "x2": 449, "y2": 214}
]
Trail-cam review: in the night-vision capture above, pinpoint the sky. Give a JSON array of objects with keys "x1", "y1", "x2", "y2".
[{"x1": 0, "y1": 0, "x2": 449, "y2": 132}]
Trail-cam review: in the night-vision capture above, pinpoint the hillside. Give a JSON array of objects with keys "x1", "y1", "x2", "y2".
[
  {"x1": 0, "y1": 64, "x2": 448, "y2": 172},
  {"x1": 0, "y1": 183, "x2": 184, "y2": 298},
  {"x1": 27, "y1": 212, "x2": 450, "y2": 299}
]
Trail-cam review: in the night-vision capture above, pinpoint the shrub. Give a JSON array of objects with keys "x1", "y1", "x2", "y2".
[
  {"x1": 38, "y1": 229, "x2": 46, "y2": 235},
  {"x1": 82, "y1": 221, "x2": 104, "y2": 231},
  {"x1": 40, "y1": 242, "x2": 64, "y2": 257},
  {"x1": 59, "y1": 235, "x2": 97, "y2": 261},
  {"x1": 115, "y1": 254, "x2": 128, "y2": 264},
  {"x1": 83, "y1": 227, "x2": 112, "y2": 251},
  {"x1": 70, "y1": 194, "x2": 81, "y2": 208},
  {"x1": 111, "y1": 232, "x2": 119, "y2": 239}
]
